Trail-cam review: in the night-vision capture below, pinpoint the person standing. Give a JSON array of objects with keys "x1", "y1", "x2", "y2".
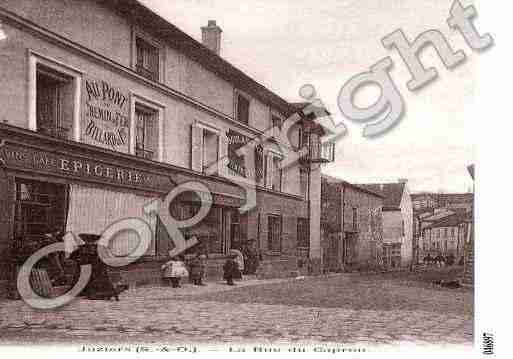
[
  {"x1": 161, "y1": 255, "x2": 188, "y2": 288},
  {"x1": 189, "y1": 253, "x2": 207, "y2": 286},
  {"x1": 223, "y1": 254, "x2": 241, "y2": 285},
  {"x1": 242, "y1": 239, "x2": 260, "y2": 275}
]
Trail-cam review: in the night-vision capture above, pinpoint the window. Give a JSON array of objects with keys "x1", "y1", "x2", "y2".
[
  {"x1": 297, "y1": 218, "x2": 309, "y2": 248},
  {"x1": 299, "y1": 167, "x2": 309, "y2": 200},
  {"x1": 352, "y1": 207, "x2": 358, "y2": 230},
  {"x1": 271, "y1": 115, "x2": 282, "y2": 138},
  {"x1": 401, "y1": 219, "x2": 405, "y2": 236},
  {"x1": 299, "y1": 127, "x2": 310, "y2": 149},
  {"x1": 135, "y1": 104, "x2": 158, "y2": 160},
  {"x1": 236, "y1": 92, "x2": 250, "y2": 124},
  {"x1": 262, "y1": 153, "x2": 269, "y2": 187},
  {"x1": 135, "y1": 36, "x2": 160, "y2": 81},
  {"x1": 13, "y1": 179, "x2": 68, "y2": 242},
  {"x1": 202, "y1": 128, "x2": 220, "y2": 174},
  {"x1": 271, "y1": 156, "x2": 282, "y2": 191},
  {"x1": 268, "y1": 215, "x2": 282, "y2": 252},
  {"x1": 36, "y1": 64, "x2": 74, "y2": 140}
]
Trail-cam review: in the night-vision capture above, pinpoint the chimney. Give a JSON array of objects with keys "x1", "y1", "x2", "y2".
[{"x1": 201, "y1": 20, "x2": 222, "y2": 55}]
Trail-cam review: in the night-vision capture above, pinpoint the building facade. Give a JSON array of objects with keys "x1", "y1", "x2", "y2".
[
  {"x1": 321, "y1": 176, "x2": 384, "y2": 272},
  {"x1": 0, "y1": 0, "x2": 334, "y2": 294},
  {"x1": 419, "y1": 213, "x2": 470, "y2": 260},
  {"x1": 359, "y1": 181, "x2": 413, "y2": 268}
]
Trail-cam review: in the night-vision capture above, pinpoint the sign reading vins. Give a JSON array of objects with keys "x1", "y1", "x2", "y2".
[{"x1": 82, "y1": 77, "x2": 130, "y2": 152}]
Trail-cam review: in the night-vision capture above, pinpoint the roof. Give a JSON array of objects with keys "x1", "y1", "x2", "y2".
[
  {"x1": 102, "y1": 0, "x2": 297, "y2": 117},
  {"x1": 414, "y1": 208, "x2": 434, "y2": 217},
  {"x1": 426, "y1": 212, "x2": 472, "y2": 229},
  {"x1": 436, "y1": 193, "x2": 474, "y2": 204},
  {"x1": 411, "y1": 193, "x2": 435, "y2": 201},
  {"x1": 357, "y1": 183, "x2": 406, "y2": 208},
  {"x1": 322, "y1": 175, "x2": 384, "y2": 198}
]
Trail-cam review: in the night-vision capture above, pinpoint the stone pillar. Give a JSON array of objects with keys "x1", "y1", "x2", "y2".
[{"x1": 309, "y1": 163, "x2": 322, "y2": 274}]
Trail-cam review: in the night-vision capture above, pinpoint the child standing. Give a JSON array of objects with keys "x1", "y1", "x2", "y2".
[
  {"x1": 189, "y1": 253, "x2": 207, "y2": 286},
  {"x1": 223, "y1": 254, "x2": 241, "y2": 286},
  {"x1": 161, "y1": 255, "x2": 188, "y2": 288}
]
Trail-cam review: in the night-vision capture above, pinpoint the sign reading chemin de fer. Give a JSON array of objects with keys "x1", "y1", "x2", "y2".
[{"x1": 82, "y1": 77, "x2": 130, "y2": 152}]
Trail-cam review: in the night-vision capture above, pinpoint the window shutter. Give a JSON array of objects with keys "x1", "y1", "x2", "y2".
[
  {"x1": 191, "y1": 124, "x2": 203, "y2": 172},
  {"x1": 145, "y1": 113, "x2": 158, "y2": 155},
  {"x1": 218, "y1": 133, "x2": 228, "y2": 177},
  {"x1": 265, "y1": 154, "x2": 273, "y2": 189}
]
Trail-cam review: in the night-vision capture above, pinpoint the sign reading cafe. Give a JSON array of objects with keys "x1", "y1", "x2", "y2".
[{"x1": 82, "y1": 77, "x2": 130, "y2": 152}]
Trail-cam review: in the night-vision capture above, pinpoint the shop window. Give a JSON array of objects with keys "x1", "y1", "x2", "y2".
[
  {"x1": 13, "y1": 179, "x2": 68, "y2": 243},
  {"x1": 135, "y1": 103, "x2": 158, "y2": 160},
  {"x1": 36, "y1": 64, "x2": 74, "y2": 140},
  {"x1": 236, "y1": 92, "x2": 250, "y2": 125},
  {"x1": 202, "y1": 128, "x2": 219, "y2": 174},
  {"x1": 297, "y1": 218, "x2": 309, "y2": 248},
  {"x1": 268, "y1": 215, "x2": 282, "y2": 252},
  {"x1": 135, "y1": 36, "x2": 160, "y2": 81},
  {"x1": 299, "y1": 167, "x2": 309, "y2": 200}
]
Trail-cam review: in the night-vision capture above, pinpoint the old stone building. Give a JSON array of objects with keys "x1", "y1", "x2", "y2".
[
  {"x1": 321, "y1": 175, "x2": 384, "y2": 272},
  {"x1": 0, "y1": 0, "x2": 335, "y2": 295},
  {"x1": 359, "y1": 181, "x2": 413, "y2": 268}
]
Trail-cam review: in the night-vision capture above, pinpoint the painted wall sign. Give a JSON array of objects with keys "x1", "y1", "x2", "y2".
[
  {"x1": 0, "y1": 140, "x2": 171, "y2": 193},
  {"x1": 226, "y1": 130, "x2": 263, "y2": 180},
  {"x1": 82, "y1": 77, "x2": 130, "y2": 152}
]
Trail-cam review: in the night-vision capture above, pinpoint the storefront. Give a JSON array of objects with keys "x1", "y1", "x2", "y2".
[{"x1": 0, "y1": 123, "x2": 247, "y2": 294}]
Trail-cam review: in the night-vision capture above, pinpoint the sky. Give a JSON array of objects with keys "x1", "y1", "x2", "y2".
[{"x1": 140, "y1": 0, "x2": 479, "y2": 193}]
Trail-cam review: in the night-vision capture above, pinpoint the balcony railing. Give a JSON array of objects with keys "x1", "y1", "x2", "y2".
[
  {"x1": 38, "y1": 126, "x2": 70, "y2": 140},
  {"x1": 136, "y1": 64, "x2": 158, "y2": 82},
  {"x1": 304, "y1": 137, "x2": 335, "y2": 163},
  {"x1": 135, "y1": 147, "x2": 154, "y2": 160}
]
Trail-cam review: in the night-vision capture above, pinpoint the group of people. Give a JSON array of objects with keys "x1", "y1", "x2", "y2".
[
  {"x1": 422, "y1": 253, "x2": 462, "y2": 267},
  {"x1": 161, "y1": 239, "x2": 262, "y2": 287}
]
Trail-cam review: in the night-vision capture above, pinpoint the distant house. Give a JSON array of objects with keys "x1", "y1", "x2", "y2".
[
  {"x1": 436, "y1": 193, "x2": 474, "y2": 212},
  {"x1": 411, "y1": 193, "x2": 437, "y2": 210},
  {"x1": 420, "y1": 212, "x2": 471, "y2": 260},
  {"x1": 358, "y1": 180, "x2": 413, "y2": 268},
  {"x1": 321, "y1": 175, "x2": 384, "y2": 272},
  {"x1": 411, "y1": 192, "x2": 473, "y2": 212}
]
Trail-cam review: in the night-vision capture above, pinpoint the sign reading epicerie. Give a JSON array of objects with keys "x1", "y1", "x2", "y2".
[{"x1": 82, "y1": 77, "x2": 130, "y2": 152}]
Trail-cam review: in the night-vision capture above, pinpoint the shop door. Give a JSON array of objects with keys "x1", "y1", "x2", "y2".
[
  {"x1": 222, "y1": 208, "x2": 232, "y2": 253},
  {"x1": 327, "y1": 233, "x2": 339, "y2": 272},
  {"x1": 0, "y1": 174, "x2": 15, "y2": 279}
]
